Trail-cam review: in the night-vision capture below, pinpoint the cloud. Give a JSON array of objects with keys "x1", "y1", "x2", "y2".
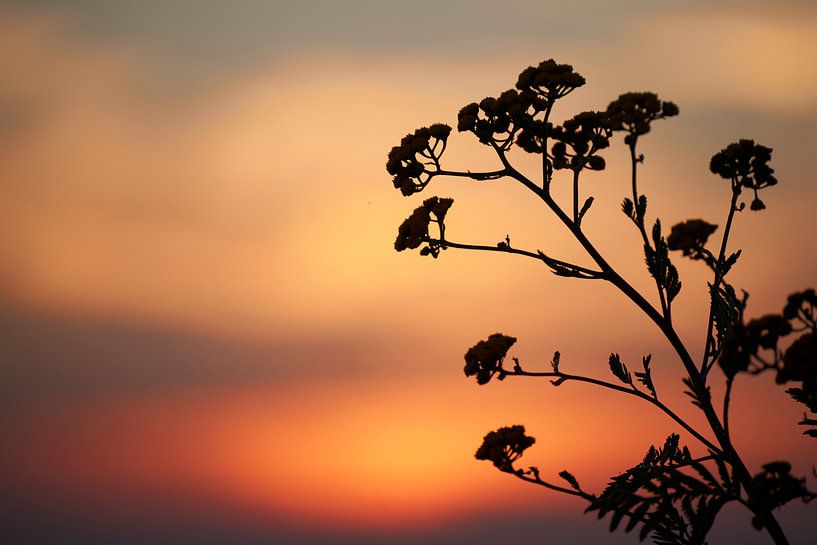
[
  {"x1": 0, "y1": 298, "x2": 381, "y2": 405},
  {"x1": 1, "y1": 4, "x2": 816, "y2": 352}
]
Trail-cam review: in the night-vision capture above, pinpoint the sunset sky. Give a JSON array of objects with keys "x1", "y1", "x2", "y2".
[{"x1": 1, "y1": 2, "x2": 816, "y2": 544}]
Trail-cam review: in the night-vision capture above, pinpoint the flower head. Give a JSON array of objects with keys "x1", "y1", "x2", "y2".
[
  {"x1": 718, "y1": 322, "x2": 755, "y2": 379},
  {"x1": 782, "y1": 289, "x2": 817, "y2": 321},
  {"x1": 779, "y1": 332, "x2": 817, "y2": 384},
  {"x1": 464, "y1": 333, "x2": 517, "y2": 384},
  {"x1": 709, "y1": 139, "x2": 777, "y2": 210},
  {"x1": 475, "y1": 425, "x2": 535, "y2": 471},
  {"x1": 749, "y1": 314, "x2": 792, "y2": 351},
  {"x1": 457, "y1": 89, "x2": 544, "y2": 150},
  {"x1": 719, "y1": 314, "x2": 794, "y2": 379},
  {"x1": 516, "y1": 120, "x2": 555, "y2": 154},
  {"x1": 549, "y1": 111, "x2": 612, "y2": 171},
  {"x1": 386, "y1": 124, "x2": 452, "y2": 196},
  {"x1": 394, "y1": 196, "x2": 454, "y2": 257},
  {"x1": 748, "y1": 461, "x2": 811, "y2": 529},
  {"x1": 515, "y1": 59, "x2": 586, "y2": 102},
  {"x1": 667, "y1": 219, "x2": 718, "y2": 258},
  {"x1": 605, "y1": 92, "x2": 678, "y2": 145},
  {"x1": 394, "y1": 204, "x2": 430, "y2": 252}
]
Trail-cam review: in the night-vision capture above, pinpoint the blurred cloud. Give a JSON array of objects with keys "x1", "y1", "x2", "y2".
[
  {"x1": 0, "y1": 298, "x2": 386, "y2": 405},
  {"x1": 4, "y1": 1, "x2": 816, "y2": 90},
  {"x1": 2, "y1": 4, "x2": 816, "y2": 342}
]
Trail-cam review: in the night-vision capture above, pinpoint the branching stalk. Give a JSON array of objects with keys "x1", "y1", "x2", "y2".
[
  {"x1": 701, "y1": 184, "x2": 742, "y2": 376},
  {"x1": 501, "y1": 367, "x2": 723, "y2": 455},
  {"x1": 629, "y1": 141, "x2": 670, "y2": 320}
]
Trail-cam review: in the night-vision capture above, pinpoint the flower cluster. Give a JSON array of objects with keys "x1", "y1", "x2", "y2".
[
  {"x1": 717, "y1": 322, "x2": 754, "y2": 379},
  {"x1": 457, "y1": 90, "x2": 545, "y2": 149},
  {"x1": 667, "y1": 219, "x2": 718, "y2": 258},
  {"x1": 455, "y1": 60, "x2": 585, "y2": 152},
  {"x1": 386, "y1": 124, "x2": 452, "y2": 196},
  {"x1": 463, "y1": 333, "x2": 517, "y2": 384},
  {"x1": 709, "y1": 140, "x2": 777, "y2": 210},
  {"x1": 718, "y1": 289, "x2": 816, "y2": 382},
  {"x1": 515, "y1": 120, "x2": 555, "y2": 154},
  {"x1": 394, "y1": 196, "x2": 454, "y2": 257},
  {"x1": 748, "y1": 461, "x2": 812, "y2": 530},
  {"x1": 719, "y1": 315, "x2": 792, "y2": 379},
  {"x1": 550, "y1": 111, "x2": 612, "y2": 171},
  {"x1": 605, "y1": 92, "x2": 679, "y2": 145},
  {"x1": 718, "y1": 289, "x2": 817, "y2": 423},
  {"x1": 780, "y1": 333, "x2": 817, "y2": 384},
  {"x1": 515, "y1": 59, "x2": 586, "y2": 102},
  {"x1": 475, "y1": 425, "x2": 535, "y2": 471},
  {"x1": 783, "y1": 289, "x2": 817, "y2": 323},
  {"x1": 780, "y1": 291, "x2": 817, "y2": 409}
]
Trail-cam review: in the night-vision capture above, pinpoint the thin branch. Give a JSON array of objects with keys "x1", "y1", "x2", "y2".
[
  {"x1": 482, "y1": 134, "x2": 787, "y2": 543},
  {"x1": 510, "y1": 469, "x2": 595, "y2": 500},
  {"x1": 501, "y1": 367, "x2": 723, "y2": 455},
  {"x1": 432, "y1": 168, "x2": 508, "y2": 181},
  {"x1": 572, "y1": 168, "x2": 581, "y2": 222},
  {"x1": 542, "y1": 101, "x2": 555, "y2": 190},
  {"x1": 723, "y1": 377, "x2": 734, "y2": 442},
  {"x1": 628, "y1": 141, "x2": 669, "y2": 320},
  {"x1": 432, "y1": 238, "x2": 606, "y2": 279},
  {"x1": 701, "y1": 183, "x2": 741, "y2": 376}
]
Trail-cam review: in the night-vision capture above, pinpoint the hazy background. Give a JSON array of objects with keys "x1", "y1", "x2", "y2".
[{"x1": 1, "y1": 1, "x2": 815, "y2": 543}]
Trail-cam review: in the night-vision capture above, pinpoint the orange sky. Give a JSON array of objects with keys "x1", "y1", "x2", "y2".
[{"x1": 1, "y1": 3, "x2": 816, "y2": 544}]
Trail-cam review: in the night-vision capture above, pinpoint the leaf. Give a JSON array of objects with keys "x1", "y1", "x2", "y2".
[
  {"x1": 665, "y1": 263, "x2": 682, "y2": 302},
  {"x1": 578, "y1": 196, "x2": 594, "y2": 222},
  {"x1": 635, "y1": 354, "x2": 658, "y2": 399},
  {"x1": 609, "y1": 353, "x2": 633, "y2": 384},
  {"x1": 610, "y1": 504, "x2": 627, "y2": 532},
  {"x1": 551, "y1": 351, "x2": 561, "y2": 373},
  {"x1": 538, "y1": 251, "x2": 598, "y2": 279},
  {"x1": 720, "y1": 249, "x2": 742, "y2": 276},
  {"x1": 714, "y1": 455, "x2": 736, "y2": 495},
  {"x1": 652, "y1": 218, "x2": 663, "y2": 248},
  {"x1": 622, "y1": 198, "x2": 635, "y2": 221},
  {"x1": 586, "y1": 436, "x2": 734, "y2": 544},
  {"x1": 709, "y1": 283, "x2": 743, "y2": 346},
  {"x1": 627, "y1": 501, "x2": 650, "y2": 533},
  {"x1": 559, "y1": 470, "x2": 581, "y2": 491},
  {"x1": 689, "y1": 460, "x2": 720, "y2": 491},
  {"x1": 682, "y1": 377, "x2": 711, "y2": 409},
  {"x1": 644, "y1": 219, "x2": 682, "y2": 303},
  {"x1": 637, "y1": 194, "x2": 648, "y2": 223}
]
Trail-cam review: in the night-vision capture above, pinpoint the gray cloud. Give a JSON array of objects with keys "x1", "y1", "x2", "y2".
[
  {"x1": 2, "y1": 493, "x2": 814, "y2": 545},
  {"x1": 10, "y1": 0, "x2": 815, "y2": 83},
  {"x1": 0, "y1": 299, "x2": 378, "y2": 405}
]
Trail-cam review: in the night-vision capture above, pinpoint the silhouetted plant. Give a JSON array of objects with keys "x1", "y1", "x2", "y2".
[{"x1": 387, "y1": 58, "x2": 816, "y2": 545}]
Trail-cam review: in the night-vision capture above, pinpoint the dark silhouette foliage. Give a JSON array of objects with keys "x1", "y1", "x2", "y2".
[
  {"x1": 385, "y1": 58, "x2": 816, "y2": 544},
  {"x1": 474, "y1": 425, "x2": 535, "y2": 471}
]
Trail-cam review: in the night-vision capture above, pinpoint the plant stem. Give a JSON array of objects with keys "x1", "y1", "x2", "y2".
[
  {"x1": 572, "y1": 168, "x2": 580, "y2": 221},
  {"x1": 436, "y1": 239, "x2": 604, "y2": 278},
  {"x1": 492, "y1": 154, "x2": 790, "y2": 545},
  {"x1": 542, "y1": 102, "x2": 554, "y2": 190},
  {"x1": 510, "y1": 470, "x2": 595, "y2": 500},
  {"x1": 434, "y1": 168, "x2": 507, "y2": 181},
  {"x1": 628, "y1": 141, "x2": 669, "y2": 320},
  {"x1": 723, "y1": 377, "x2": 734, "y2": 443},
  {"x1": 701, "y1": 184, "x2": 741, "y2": 376},
  {"x1": 504, "y1": 369, "x2": 722, "y2": 454}
]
